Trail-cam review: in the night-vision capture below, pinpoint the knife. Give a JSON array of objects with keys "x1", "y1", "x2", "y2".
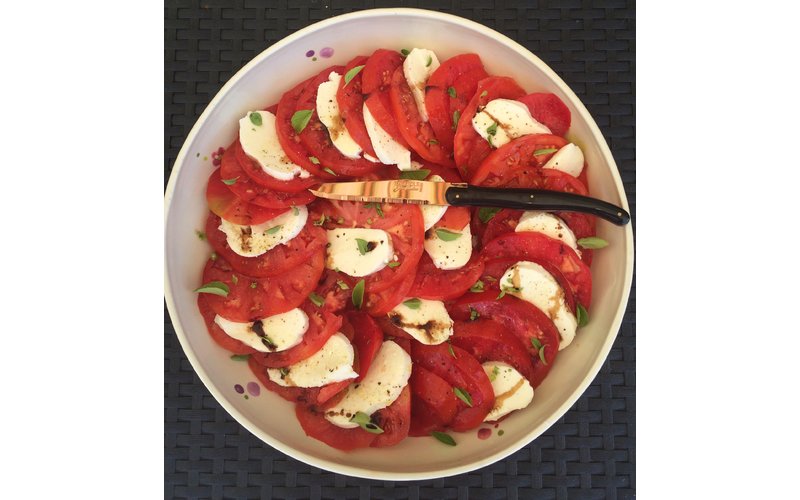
[{"x1": 309, "y1": 180, "x2": 630, "y2": 226}]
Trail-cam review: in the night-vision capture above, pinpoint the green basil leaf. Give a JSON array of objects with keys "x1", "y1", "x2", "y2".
[
  {"x1": 350, "y1": 411, "x2": 384, "y2": 434},
  {"x1": 221, "y1": 177, "x2": 238, "y2": 185},
  {"x1": 469, "y1": 280, "x2": 484, "y2": 293},
  {"x1": 478, "y1": 207, "x2": 501, "y2": 223},
  {"x1": 489, "y1": 365, "x2": 499, "y2": 381},
  {"x1": 249, "y1": 112, "x2": 262, "y2": 126},
  {"x1": 260, "y1": 335, "x2": 277, "y2": 349},
  {"x1": 577, "y1": 237, "x2": 609, "y2": 249},
  {"x1": 292, "y1": 206, "x2": 299, "y2": 216},
  {"x1": 435, "y1": 228, "x2": 462, "y2": 241},
  {"x1": 469, "y1": 307, "x2": 479, "y2": 321},
  {"x1": 399, "y1": 169, "x2": 430, "y2": 181},
  {"x1": 291, "y1": 109, "x2": 313, "y2": 134},
  {"x1": 365, "y1": 202, "x2": 384, "y2": 218},
  {"x1": 576, "y1": 304, "x2": 589, "y2": 327},
  {"x1": 448, "y1": 342, "x2": 457, "y2": 358},
  {"x1": 344, "y1": 64, "x2": 365, "y2": 86},
  {"x1": 427, "y1": 139, "x2": 439, "y2": 145},
  {"x1": 230, "y1": 354, "x2": 250, "y2": 361},
  {"x1": 313, "y1": 214, "x2": 327, "y2": 226},
  {"x1": 496, "y1": 289, "x2": 506, "y2": 300},
  {"x1": 308, "y1": 156, "x2": 320, "y2": 164},
  {"x1": 403, "y1": 298, "x2": 421, "y2": 309},
  {"x1": 308, "y1": 292, "x2": 324, "y2": 307},
  {"x1": 387, "y1": 261, "x2": 401, "y2": 268},
  {"x1": 323, "y1": 167, "x2": 338, "y2": 176},
  {"x1": 533, "y1": 147, "x2": 558, "y2": 156},
  {"x1": 336, "y1": 280, "x2": 349, "y2": 290},
  {"x1": 196, "y1": 230, "x2": 206, "y2": 240},
  {"x1": 265, "y1": 225, "x2": 282, "y2": 235},
  {"x1": 447, "y1": 86, "x2": 457, "y2": 98},
  {"x1": 352, "y1": 279, "x2": 365, "y2": 309},
  {"x1": 530, "y1": 337, "x2": 543, "y2": 350},
  {"x1": 452, "y1": 109, "x2": 461, "y2": 130},
  {"x1": 479, "y1": 90, "x2": 488, "y2": 98},
  {"x1": 250, "y1": 281, "x2": 257, "y2": 289},
  {"x1": 539, "y1": 344, "x2": 548, "y2": 365},
  {"x1": 453, "y1": 387, "x2": 473, "y2": 407},
  {"x1": 355, "y1": 238, "x2": 369, "y2": 255},
  {"x1": 431, "y1": 431, "x2": 457, "y2": 446},
  {"x1": 486, "y1": 121, "x2": 498, "y2": 136},
  {"x1": 400, "y1": 48, "x2": 410, "y2": 56},
  {"x1": 426, "y1": 55, "x2": 433, "y2": 67},
  {"x1": 194, "y1": 281, "x2": 229, "y2": 297}
]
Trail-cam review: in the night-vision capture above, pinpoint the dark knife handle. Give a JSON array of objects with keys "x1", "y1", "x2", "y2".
[{"x1": 445, "y1": 185, "x2": 630, "y2": 226}]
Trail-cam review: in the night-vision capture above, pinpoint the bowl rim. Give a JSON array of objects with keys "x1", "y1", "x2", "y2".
[{"x1": 164, "y1": 7, "x2": 634, "y2": 481}]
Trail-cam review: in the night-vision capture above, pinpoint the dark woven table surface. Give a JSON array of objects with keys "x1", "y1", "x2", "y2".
[{"x1": 165, "y1": 1, "x2": 635, "y2": 498}]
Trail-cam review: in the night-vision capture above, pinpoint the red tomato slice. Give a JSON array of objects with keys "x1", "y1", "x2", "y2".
[
  {"x1": 312, "y1": 269, "x2": 356, "y2": 313},
  {"x1": 201, "y1": 251, "x2": 324, "y2": 323},
  {"x1": 248, "y1": 301, "x2": 343, "y2": 368},
  {"x1": 411, "y1": 343, "x2": 495, "y2": 432},
  {"x1": 453, "y1": 76, "x2": 527, "y2": 180},
  {"x1": 365, "y1": 267, "x2": 417, "y2": 316},
  {"x1": 425, "y1": 54, "x2": 488, "y2": 154},
  {"x1": 389, "y1": 65, "x2": 455, "y2": 168},
  {"x1": 370, "y1": 385, "x2": 411, "y2": 448},
  {"x1": 219, "y1": 139, "x2": 316, "y2": 208},
  {"x1": 362, "y1": 48, "x2": 404, "y2": 93},
  {"x1": 478, "y1": 208, "x2": 596, "y2": 266},
  {"x1": 196, "y1": 294, "x2": 258, "y2": 355},
  {"x1": 433, "y1": 206, "x2": 471, "y2": 231},
  {"x1": 312, "y1": 200, "x2": 424, "y2": 294},
  {"x1": 296, "y1": 65, "x2": 381, "y2": 177},
  {"x1": 449, "y1": 293, "x2": 559, "y2": 387},
  {"x1": 470, "y1": 134, "x2": 570, "y2": 187},
  {"x1": 346, "y1": 312, "x2": 383, "y2": 382},
  {"x1": 295, "y1": 404, "x2": 377, "y2": 451},
  {"x1": 480, "y1": 231, "x2": 592, "y2": 309},
  {"x1": 205, "y1": 168, "x2": 287, "y2": 226},
  {"x1": 517, "y1": 93, "x2": 571, "y2": 138},
  {"x1": 336, "y1": 55, "x2": 377, "y2": 158},
  {"x1": 204, "y1": 213, "x2": 327, "y2": 278},
  {"x1": 275, "y1": 75, "x2": 337, "y2": 180},
  {"x1": 232, "y1": 138, "x2": 318, "y2": 193},
  {"x1": 410, "y1": 365, "x2": 460, "y2": 425},
  {"x1": 408, "y1": 252, "x2": 485, "y2": 301},
  {"x1": 450, "y1": 318, "x2": 536, "y2": 383},
  {"x1": 364, "y1": 92, "x2": 408, "y2": 148}
]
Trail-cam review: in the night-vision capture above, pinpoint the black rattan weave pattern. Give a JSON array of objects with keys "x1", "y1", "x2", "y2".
[{"x1": 165, "y1": 1, "x2": 635, "y2": 498}]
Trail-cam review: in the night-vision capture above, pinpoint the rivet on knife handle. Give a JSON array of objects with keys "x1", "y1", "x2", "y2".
[{"x1": 444, "y1": 185, "x2": 630, "y2": 226}]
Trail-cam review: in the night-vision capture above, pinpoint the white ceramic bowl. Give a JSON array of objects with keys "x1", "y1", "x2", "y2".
[{"x1": 165, "y1": 8, "x2": 633, "y2": 480}]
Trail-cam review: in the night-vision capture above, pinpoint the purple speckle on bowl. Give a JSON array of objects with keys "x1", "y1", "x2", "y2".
[
  {"x1": 320, "y1": 47, "x2": 334, "y2": 58},
  {"x1": 305, "y1": 49, "x2": 315, "y2": 57},
  {"x1": 234, "y1": 384, "x2": 244, "y2": 394},
  {"x1": 246, "y1": 381, "x2": 261, "y2": 396}
]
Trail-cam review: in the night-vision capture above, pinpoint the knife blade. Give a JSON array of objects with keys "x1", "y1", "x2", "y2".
[{"x1": 309, "y1": 180, "x2": 630, "y2": 226}]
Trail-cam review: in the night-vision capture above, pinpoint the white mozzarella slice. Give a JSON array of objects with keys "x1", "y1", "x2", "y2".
[
  {"x1": 326, "y1": 228, "x2": 394, "y2": 277},
  {"x1": 316, "y1": 72, "x2": 363, "y2": 159},
  {"x1": 213, "y1": 309, "x2": 309, "y2": 353},
  {"x1": 471, "y1": 99, "x2": 551, "y2": 149},
  {"x1": 501, "y1": 261, "x2": 577, "y2": 350},
  {"x1": 516, "y1": 211, "x2": 580, "y2": 256},
  {"x1": 387, "y1": 298, "x2": 454, "y2": 345},
  {"x1": 363, "y1": 102, "x2": 411, "y2": 170},
  {"x1": 218, "y1": 206, "x2": 308, "y2": 257},
  {"x1": 402, "y1": 48, "x2": 440, "y2": 122},
  {"x1": 238, "y1": 111, "x2": 311, "y2": 181},
  {"x1": 267, "y1": 332, "x2": 358, "y2": 388},
  {"x1": 482, "y1": 361, "x2": 534, "y2": 422},
  {"x1": 424, "y1": 222, "x2": 472, "y2": 270},
  {"x1": 542, "y1": 143, "x2": 585, "y2": 177},
  {"x1": 420, "y1": 174, "x2": 448, "y2": 230},
  {"x1": 325, "y1": 340, "x2": 413, "y2": 429}
]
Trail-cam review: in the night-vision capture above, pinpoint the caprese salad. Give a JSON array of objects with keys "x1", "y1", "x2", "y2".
[{"x1": 194, "y1": 47, "x2": 607, "y2": 450}]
